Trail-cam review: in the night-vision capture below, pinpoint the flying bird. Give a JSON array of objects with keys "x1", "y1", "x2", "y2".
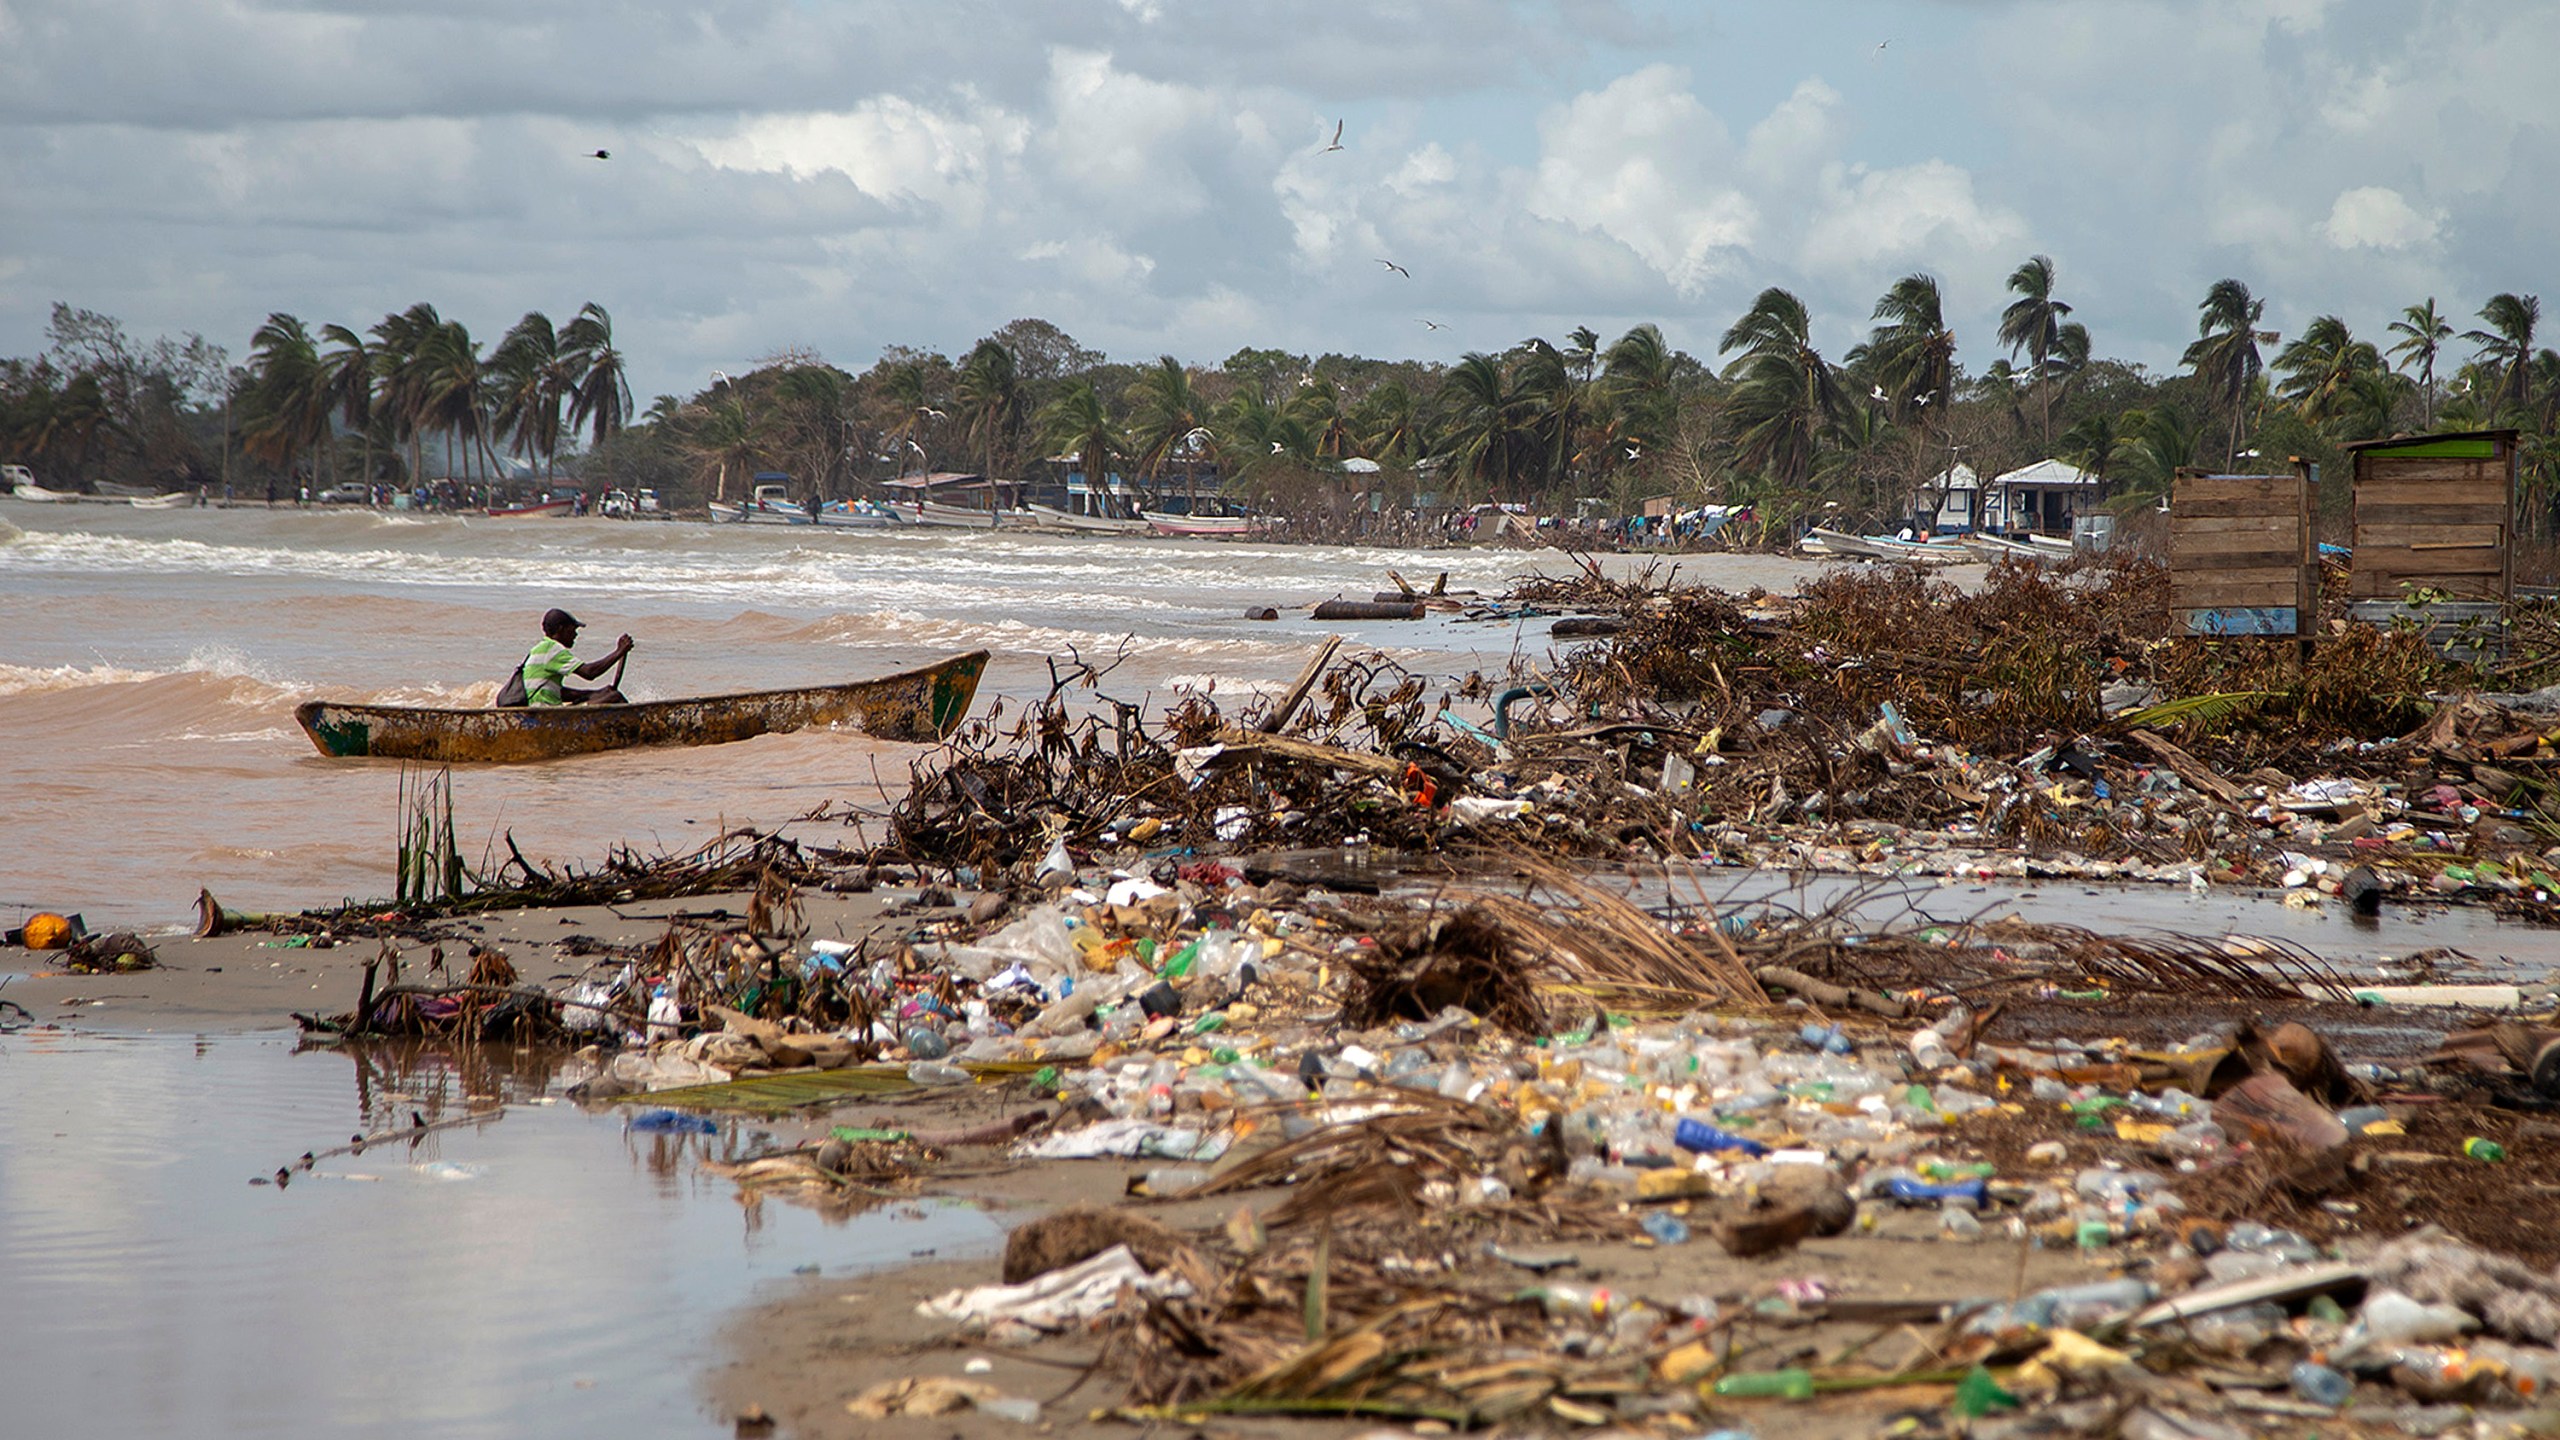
[
  {"x1": 585, "y1": 149, "x2": 610, "y2": 160},
  {"x1": 1270, "y1": 441, "x2": 1285, "y2": 453},
  {"x1": 1378, "y1": 258, "x2": 1410, "y2": 278},
  {"x1": 1873, "y1": 39, "x2": 1891, "y2": 55},
  {"x1": 1625, "y1": 447, "x2": 1641, "y2": 461},
  {"x1": 1419, "y1": 319, "x2": 1446, "y2": 331},
  {"x1": 918, "y1": 406, "x2": 947, "y2": 420},
  {"x1": 1323, "y1": 119, "x2": 1344, "y2": 152},
  {"x1": 1870, "y1": 384, "x2": 1890, "y2": 402}
]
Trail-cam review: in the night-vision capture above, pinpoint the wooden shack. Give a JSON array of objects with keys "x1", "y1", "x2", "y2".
[
  {"x1": 2344, "y1": 430, "x2": 2517, "y2": 602},
  {"x1": 2167, "y1": 465, "x2": 2316, "y2": 636}
]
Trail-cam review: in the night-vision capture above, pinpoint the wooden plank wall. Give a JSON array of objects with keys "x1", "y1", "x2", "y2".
[
  {"x1": 2168, "y1": 470, "x2": 2313, "y2": 635},
  {"x1": 2350, "y1": 450, "x2": 2513, "y2": 600}
]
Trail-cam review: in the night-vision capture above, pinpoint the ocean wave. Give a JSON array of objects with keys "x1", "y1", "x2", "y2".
[{"x1": 0, "y1": 661, "x2": 166, "y2": 696}]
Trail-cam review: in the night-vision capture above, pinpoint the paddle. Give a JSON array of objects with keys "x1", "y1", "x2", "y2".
[{"x1": 605, "y1": 644, "x2": 631, "y2": 701}]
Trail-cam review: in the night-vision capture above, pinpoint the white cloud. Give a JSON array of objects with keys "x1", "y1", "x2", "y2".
[
  {"x1": 3, "y1": 0, "x2": 2558, "y2": 396},
  {"x1": 1526, "y1": 65, "x2": 1755, "y2": 298},
  {"x1": 2323, "y1": 186, "x2": 2442, "y2": 251}
]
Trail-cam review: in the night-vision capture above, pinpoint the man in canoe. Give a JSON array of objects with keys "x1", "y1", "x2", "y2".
[{"x1": 509, "y1": 608, "x2": 632, "y2": 706}]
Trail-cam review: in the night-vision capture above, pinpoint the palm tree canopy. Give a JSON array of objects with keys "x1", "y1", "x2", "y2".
[{"x1": 1998, "y1": 254, "x2": 2071, "y2": 367}]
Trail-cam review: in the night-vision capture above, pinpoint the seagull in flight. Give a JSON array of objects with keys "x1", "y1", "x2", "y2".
[
  {"x1": 1377, "y1": 258, "x2": 1410, "y2": 278},
  {"x1": 1270, "y1": 441, "x2": 1285, "y2": 453},
  {"x1": 1870, "y1": 384, "x2": 1890, "y2": 402},
  {"x1": 1419, "y1": 319, "x2": 1446, "y2": 331},
  {"x1": 1323, "y1": 119, "x2": 1344, "y2": 152},
  {"x1": 918, "y1": 406, "x2": 947, "y2": 420},
  {"x1": 585, "y1": 149, "x2": 610, "y2": 160},
  {"x1": 1873, "y1": 39, "x2": 1891, "y2": 55},
  {"x1": 1625, "y1": 446, "x2": 1641, "y2": 461}
]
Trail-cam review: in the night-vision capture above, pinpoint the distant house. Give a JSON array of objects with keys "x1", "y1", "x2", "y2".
[
  {"x1": 1914, "y1": 463, "x2": 1979, "y2": 534},
  {"x1": 1984, "y1": 459, "x2": 2101, "y2": 535}
]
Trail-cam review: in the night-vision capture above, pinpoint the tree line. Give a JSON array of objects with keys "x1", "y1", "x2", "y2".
[
  {"x1": 602, "y1": 268, "x2": 2557, "y2": 530},
  {"x1": 6, "y1": 265, "x2": 2556, "y2": 527}
]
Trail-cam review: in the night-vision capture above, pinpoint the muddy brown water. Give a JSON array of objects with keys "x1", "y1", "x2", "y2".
[{"x1": 0, "y1": 1027, "x2": 998, "y2": 1437}]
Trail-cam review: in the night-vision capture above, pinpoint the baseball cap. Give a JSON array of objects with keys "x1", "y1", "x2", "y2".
[{"x1": 542, "y1": 607, "x2": 583, "y2": 631}]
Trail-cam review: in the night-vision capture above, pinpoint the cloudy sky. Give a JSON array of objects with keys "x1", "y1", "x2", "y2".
[{"x1": 3, "y1": 0, "x2": 2554, "y2": 402}]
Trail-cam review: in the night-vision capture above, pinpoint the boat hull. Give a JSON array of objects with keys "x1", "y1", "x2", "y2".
[
  {"x1": 1025, "y1": 503, "x2": 1150, "y2": 535},
  {"x1": 9, "y1": 483, "x2": 79, "y2": 503},
  {"x1": 1141, "y1": 510, "x2": 1257, "y2": 538},
  {"x1": 485, "y1": 499, "x2": 574, "y2": 518},
  {"x1": 293, "y1": 650, "x2": 989, "y2": 762}
]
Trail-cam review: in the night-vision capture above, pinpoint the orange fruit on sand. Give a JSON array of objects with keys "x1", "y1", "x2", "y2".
[{"x1": 23, "y1": 912, "x2": 74, "y2": 950}]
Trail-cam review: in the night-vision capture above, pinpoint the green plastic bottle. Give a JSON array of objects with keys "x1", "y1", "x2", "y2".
[
  {"x1": 1712, "y1": 1369, "x2": 1814, "y2": 1399},
  {"x1": 2464, "y1": 1137, "x2": 2508, "y2": 1162}
]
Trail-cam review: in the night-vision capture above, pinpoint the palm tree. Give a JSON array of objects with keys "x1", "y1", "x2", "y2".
[
  {"x1": 2181, "y1": 278, "x2": 2276, "y2": 466},
  {"x1": 1855, "y1": 273, "x2": 1955, "y2": 428},
  {"x1": 2464, "y1": 293, "x2": 2540, "y2": 421},
  {"x1": 561, "y1": 302, "x2": 632, "y2": 450},
  {"x1": 412, "y1": 319, "x2": 493, "y2": 484},
  {"x1": 678, "y1": 393, "x2": 759, "y2": 501},
  {"x1": 1590, "y1": 324, "x2": 1681, "y2": 487},
  {"x1": 2388, "y1": 299, "x2": 2453, "y2": 428},
  {"x1": 2059, "y1": 411, "x2": 2124, "y2": 502},
  {"x1": 1038, "y1": 381, "x2": 1122, "y2": 512},
  {"x1": 1512, "y1": 338, "x2": 1587, "y2": 496},
  {"x1": 490, "y1": 311, "x2": 568, "y2": 480},
  {"x1": 317, "y1": 324, "x2": 377, "y2": 485},
  {"x1": 1126, "y1": 356, "x2": 1209, "y2": 505},
  {"x1": 953, "y1": 338, "x2": 1022, "y2": 479},
  {"x1": 2108, "y1": 407, "x2": 2201, "y2": 501},
  {"x1": 369, "y1": 303, "x2": 442, "y2": 487},
  {"x1": 243, "y1": 312, "x2": 328, "y2": 482},
  {"x1": 2273, "y1": 315, "x2": 2384, "y2": 430},
  {"x1": 1435, "y1": 352, "x2": 1530, "y2": 501},
  {"x1": 1718, "y1": 287, "x2": 1842, "y2": 489},
  {"x1": 1998, "y1": 255, "x2": 2072, "y2": 445}
]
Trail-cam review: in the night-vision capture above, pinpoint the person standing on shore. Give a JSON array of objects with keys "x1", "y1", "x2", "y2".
[{"x1": 510, "y1": 608, "x2": 632, "y2": 706}]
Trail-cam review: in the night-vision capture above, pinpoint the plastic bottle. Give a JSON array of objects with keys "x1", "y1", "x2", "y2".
[
  {"x1": 1940, "y1": 1205, "x2": 1983, "y2": 1240},
  {"x1": 1640, "y1": 1210, "x2": 1692, "y2": 1245},
  {"x1": 2289, "y1": 1361, "x2": 2351, "y2": 1408},
  {"x1": 1675, "y1": 1116, "x2": 1770, "y2": 1156},
  {"x1": 1798, "y1": 1022, "x2": 1850, "y2": 1055},
  {"x1": 646, "y1": 985, "x2": 681, "y2": 1042},
  {"x1": 905, "y1": 1059, "x2": 969, "y2": 1086},
  {"x1": 1712, "y1": 1368, "x2": 1814, "y2": 1399},
  {"x1": 2464, "y1": 1137, "x2": 2508, "y2": 1162},
  {"x1": 2041, "y1": 1277, "x2": 2153, "y2": 1329},
  {"x1": 2340, "y1": 1290, "x2": 2477, "y2": 1356},
  {"x1": 1885, "y1": 1176, "x2": 1988, "y2": 1210},
  {"x1": 1142, "y1": 1165, "x2": 1210, "y2": 1194}
]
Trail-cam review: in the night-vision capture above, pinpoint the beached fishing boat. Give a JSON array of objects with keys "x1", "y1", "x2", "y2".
[
  {"x1": 1024, "y1": 502, "x2": 1150, "y2": 536},
  {"x1": 887, "y1": 498, "x2": 1021, "y2": 529},
  {"x1": 1803, "y1": 527, "x2": 1971, "y2": 566},
  {"x1": 485, "y1": 497, "x2": 575, "y2": 518},
  {"x1": 127, "y1": 492, "x2": 191, "y2": 510},
  {"x1": 1962, "y1": 532, "x2": 2072, "y2": 564},
  {"x1": 1142, "y1": 509, "x2": 1258, "y2": 538},
  {"x1": 294, "y1": 650, "x2": 989, "y2": 762},
  {"x1": 814, "y1": 500, "x2": 895, "y2": 529},
  {"x1": 94, "y1": 480, "x2": 162, "y2": 498},
  {"x1": 8, "y1": 481, "x2": 81, "y2": 502}
]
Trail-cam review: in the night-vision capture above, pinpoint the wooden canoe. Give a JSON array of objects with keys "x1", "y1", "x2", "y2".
[{"x1": 294, "y1": 650, "x2": 990, "y2": 762}]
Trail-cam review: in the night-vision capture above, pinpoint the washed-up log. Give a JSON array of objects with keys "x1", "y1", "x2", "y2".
[
  {"x1": 1549, "y1": 617, "x2": 1628, "y2": 638},
  {"x1": 1259, "y1": 636, "x2": 1344, "y2": 735},
  {"x1": 1312, "y1": 600, "x2": 1424, "y2": 621},
  {"x1": 2126, "y1": 730, "x2": 2248, "y2": 805},
  {"x1": 1752, "y1": 964, "x2": 1907, "y2": 1019},
  {"x1": 1210, "y1": 727, "x2": 1408, "y2": 779}
]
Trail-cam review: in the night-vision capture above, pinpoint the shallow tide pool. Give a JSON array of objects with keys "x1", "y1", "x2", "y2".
[{"x1": 0, "y1": 1028, "x2": 997, "y2": 1438}]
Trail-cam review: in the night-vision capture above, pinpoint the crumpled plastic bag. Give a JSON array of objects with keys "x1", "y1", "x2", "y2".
[
  {"x1": 918, "y1": 1243, "x2": 1193, "y2": 1335},
  {"x1": 1015, "y1": 1117, "x2": 1230, "y2": 1161}
]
